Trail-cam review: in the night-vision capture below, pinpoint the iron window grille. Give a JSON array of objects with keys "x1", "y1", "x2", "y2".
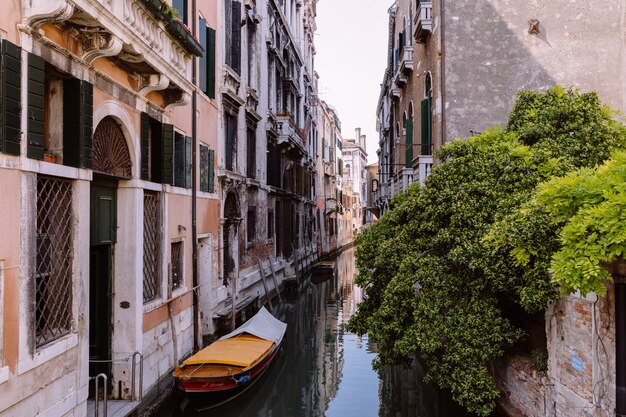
[
  {"x1": 171, "y1": 241, "x2": 183, "y2": 291},
  {"x1": 35, "y1": 176, "x2": 73, "y2": 347},
  {"x1": 143, "y1": 191, "x2": 161, "y2": 302}
]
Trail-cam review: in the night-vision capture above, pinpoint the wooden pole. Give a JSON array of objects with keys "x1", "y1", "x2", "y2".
[
  {"x1": 257, "y1": 259, "x2": 273, "y2": 313},
  {"x1": 268, "y1": 256, "x2": 283, "y2": 303}
]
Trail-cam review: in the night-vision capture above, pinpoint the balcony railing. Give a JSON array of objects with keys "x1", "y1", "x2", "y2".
[
  {"x1": 413, "y1": 1, "x2": 433, "y2": 43},
  {"x1": 415, "y1": 155, "x2": 433, "y2": 187},
  {"x1": 276, "y1": 113, "x2": 305, "y2": 153}
]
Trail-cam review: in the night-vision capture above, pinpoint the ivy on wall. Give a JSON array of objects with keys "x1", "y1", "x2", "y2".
[{"x1": 349, "y1": 87, "x2": 626, "y2": 415}]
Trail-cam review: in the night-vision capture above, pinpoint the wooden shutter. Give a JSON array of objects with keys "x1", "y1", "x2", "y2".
[
  {"x1": 199, "y1": 17, "x2": 207, "y2": 94},
  {"x1": 174, "y1": 133, "x2": 184, "y2": 187},
  {"x1": 421, "y1": 99, "x2": 430, "y2": 156},
  {"x1": 231, "y1": 1, "x2": 241, "y2": 74},
  {"x1": 199, "y1": 145, "x2": 208, "y2": 192},
  {"x1": 63, "y1": 79, "x2": 93, "y2": 168},
  {"x1": 140, "y1": 112, "x2": 150, "y2": 180},
  {"x1": 405, "y1": 118, "x2": 413, "y2": 168},
  {"x1": 161, "y1": 123, "x2": 174, "y2": 185},
  {"x1": 208, "y1": 148, "x2": 215, "y2": 193},
  {"x1": 185, "y1": 135, "x2": 192, "y2": 188},
  {"x1": 1, "y1": 40, "x2": 22, "y2": 156},
  {"x1": 208, "y1": 27, "x2": 216, "y2": 99},
  {"x1": 27, "y1": 53, "x2": 45, "y2": 160}
]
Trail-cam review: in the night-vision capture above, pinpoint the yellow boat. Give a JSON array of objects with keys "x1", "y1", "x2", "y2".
[{"x1": 173, "y1": 307, "x2": 286, "y2": 408}]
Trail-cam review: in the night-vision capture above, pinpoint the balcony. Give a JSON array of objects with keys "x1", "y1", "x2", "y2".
[
  {"x1": 23, "y1": 0, "x2": 199, "y2": 105},
  {"x1": 275, "y1": 113, "x2": 305, "y2": 154},
  {"x1": 413, "y1": 1, "x2": 433, "y2": 43},
  {"x1": 415, "y1": 155, "x2": 433, "y2": 187},
  {"x1": 398, "y1": 46, "x2": 414, "y2": 75}
]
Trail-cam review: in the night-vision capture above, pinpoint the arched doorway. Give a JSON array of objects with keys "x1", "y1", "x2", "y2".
[{"x1": 89, "y1": 116, "x2": 132, "y2": 395}]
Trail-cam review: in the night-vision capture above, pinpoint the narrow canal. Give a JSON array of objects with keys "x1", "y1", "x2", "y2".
[{"x1": 155, "y1": 247, "x2": 472, "y2": 417}]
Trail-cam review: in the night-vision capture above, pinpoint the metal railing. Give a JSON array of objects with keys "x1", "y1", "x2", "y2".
[{"x1": 92, "y1": 373, "x2": 108, "y2": 417}]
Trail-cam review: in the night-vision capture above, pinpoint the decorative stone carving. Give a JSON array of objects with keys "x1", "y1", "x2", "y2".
[
  {"x1": 80, "y1": 32, "x2": 123, "y2": 65},
  {"x1": 139, "y1": 74, "x2": 170, "y2": 96},
  {"x1": 92, "y1": 116, "x2": 133, "y2": 178},
  {"x1": 164, "y1": 92, "x2": 190, "y2": 111},
  {"x1": 25, "y1": 0, "x2": 75, "y2": 30}
]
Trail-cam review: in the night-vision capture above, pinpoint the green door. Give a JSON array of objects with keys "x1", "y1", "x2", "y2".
[{"x1": 89, "y1": 183, "x2": 117, "y2": 396}]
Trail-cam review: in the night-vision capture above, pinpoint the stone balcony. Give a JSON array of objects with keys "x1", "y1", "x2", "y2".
[
  {"x1": 23, "y1": 0, "x2": 200, "y2": 107},
  {"x1": 413, "y1": 1, "x2": 433, "y2": 43},
  {"x1": 275, "y1": 113, "x2": 305, "y2": 154}
]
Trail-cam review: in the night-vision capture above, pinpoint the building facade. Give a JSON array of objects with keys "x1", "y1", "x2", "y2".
[
  {"x1": 375, "y1": 1, "x2": 626, "y2": 416},
  {"x1": 341, "y1": 128, "x2": 368, "y2": 234}
]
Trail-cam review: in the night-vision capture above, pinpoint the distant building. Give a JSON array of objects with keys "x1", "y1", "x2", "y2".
[
  {"x1": 342, "y1": 128, "x2": 368, "y2": 233},
  {"x1": 365, "y1": 163, "x2": 379, "y2": 224}
]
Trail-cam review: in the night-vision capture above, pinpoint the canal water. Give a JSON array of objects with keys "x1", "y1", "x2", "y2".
[{"x1": 155, "y1": 247, "x2": 472, "y2": 417}]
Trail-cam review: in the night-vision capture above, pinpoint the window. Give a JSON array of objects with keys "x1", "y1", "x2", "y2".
[
  {"x1": 225, "y1": 113, "x2": 237, "y2": 171},
  {"x1": 173, "y1": 0, "x2": 188, "y2": 24},
  {"x1": 174, "y1": 132, "x2": 191, "y2": 188},
  {"x1": 143, "y1": 191, "x2": 161, "y2": 303},
  {"x1": 199, "y1": 18, "x2": 216, "y2": 98},
  {"x1": 267, "y1": 209, "x2": 274, "y2": 240},
  {"x1": 422, "y1": 73, "x2": 433, "y2": 156},
  {"x1": 141, "y1": 114, "x2": 174, "y2": 185},
  {"x1": 170, "y1": 241, "x2": 183, "y2": 291},
  {"x1": 267, "y1": 140, "x2": 281, "y2": 187},
  {"x1": 35, "y1": 176, "x2": 73, "y2": 347},
  {"x1": 199, "y1": 145, "x2": 215, "y2": 193},
  {"x1": 225, "y1": 0, "x2": 242, "y2": 74},
  {"x1": 247, "y1": 206, "x2": 256, "y2": 243},
  {"x1": 246, "y1": 127, "x2": 256, "y2": 179}
]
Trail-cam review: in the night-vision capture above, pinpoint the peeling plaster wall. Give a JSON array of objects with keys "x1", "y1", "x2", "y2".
[{"x1": 444, "y1": 0, "x2": 626, "y2": 142}]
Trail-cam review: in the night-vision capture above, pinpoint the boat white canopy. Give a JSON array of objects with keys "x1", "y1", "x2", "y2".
[{"x1": 219, "y1": 307, "x2": 287, "y2": 345}]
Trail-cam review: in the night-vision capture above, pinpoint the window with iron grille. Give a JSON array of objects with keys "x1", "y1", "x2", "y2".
[
  {"x1": 171, "y1": 241, "x2": 183, "y2": 291},
  {"x1": 143, "y1": 191, "x2": 161, "y2": 303},
  {"x1": 35, "y1": 176, "x2": 73, "y2": 347}
]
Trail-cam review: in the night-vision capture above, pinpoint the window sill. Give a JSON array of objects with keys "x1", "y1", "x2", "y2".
[
  {"x1": 18, "y1": 333, "x2": 78, "y2": 375},
  {"x1": 0, "y1": 366, "x2": 8, "y2": 385}
]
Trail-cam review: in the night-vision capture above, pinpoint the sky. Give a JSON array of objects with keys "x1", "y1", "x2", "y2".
[{"x1": 314, "y1": 0, "x2": 391, "y2": 164}]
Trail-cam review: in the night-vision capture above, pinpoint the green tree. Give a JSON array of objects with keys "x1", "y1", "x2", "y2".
[{"x1": 349, "y1": 87, "x2": 626, "y2": 415}]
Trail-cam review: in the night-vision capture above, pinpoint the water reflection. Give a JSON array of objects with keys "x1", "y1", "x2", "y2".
[{"x1": 158, "y1": 247, "x2": 472, "y2": 417}]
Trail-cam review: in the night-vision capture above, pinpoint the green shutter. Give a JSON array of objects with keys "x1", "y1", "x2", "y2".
[
  {"x1": 208, "y1": 27, "x2": 216, "y2": 99},
  {"x1": 27, "y1": 53, "x2": 45, "y2": 160},
  {"x1": 161, "y1": 123, "x2": 174, "y2": 185},
  {"x1": 199, "y1": 145, "x2": 208, "y2": 192},
  {"x1": 63, "y1": 79, "x2": 93, "y2": 168},
  {"x1": 185, "y1": 135, "x2": 192, "y2": 188},
  {"x1": 199, "y1": 17, "x2": 207, "y2": 94},
  {"x1": 140, "y1": 112, "x2": 150, "y2": 180},
  {"x1": 174, "y1": 133, "x2": 185, "y2": 188},
  {"x1": 421, "y1": 99, "x2": 431, "y2": 156},
  {"x1": 1, "y1": 40, "x2": 22, "y2": 156},
  {"x1": 405, "y1": 118, "x2": 413, "y2": 168},
  {"x1": 208, "y1": 148, "x2": 215, "y2": 193}
]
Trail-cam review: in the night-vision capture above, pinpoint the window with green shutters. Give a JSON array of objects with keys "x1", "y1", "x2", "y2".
[
  {"x1": 173, "y1": 133, "x2": 192, "y2": 188},
  {"x1": 405, "y1": 118, "x2": 413, "y2": 167},
  {"x1": 199, "y1": 18, "x2": 216, "y2": 99},
  {"x1": 199, "y1": 145, "x2": 215, "y2": 193},
  {"x1": 173, "y1": 0, "x2": 188, "y2": 24},
  {"x1": 1, "y1": 39, "x2": 22, "y2": 156},
  {"x1": 421, "y1": 97, "x2": 432, "y2": 156},
  {"x1": 27, "y1": 53, "x2": 45, "y2": 160},
  {"x1": 63, "y1": 79, "x2": 93, "y2": 168}
]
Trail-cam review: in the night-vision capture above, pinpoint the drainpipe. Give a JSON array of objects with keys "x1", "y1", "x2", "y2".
[
  {"x1": 439, "y1": 0, "x2": 446, "y2": 147},
  {"x1": 617, "y1": 283, "x2": 626, "y2": 415},
  {"x1": 191, "y1": 0, "x2": 200, "y2": 352}
]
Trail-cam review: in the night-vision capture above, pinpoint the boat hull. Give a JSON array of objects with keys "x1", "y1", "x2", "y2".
[{"x1": 177, "y1": 344, "x2": 281, "y2": 410}]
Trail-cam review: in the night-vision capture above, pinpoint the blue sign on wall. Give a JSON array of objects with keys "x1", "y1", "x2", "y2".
[{"x1": 571, "y1": 354, "x2": 584, "y2": 372}]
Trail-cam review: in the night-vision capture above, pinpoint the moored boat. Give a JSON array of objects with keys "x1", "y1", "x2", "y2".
[
  {"x1": 310, "y1": 260, "x2": 336, "y2": 276},
  {"x1": 173, "y1": 307, "x2": 287, "y2": 409}
]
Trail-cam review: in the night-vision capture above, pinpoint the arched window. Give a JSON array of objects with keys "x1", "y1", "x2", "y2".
[{"x1": 421, "y1": 73, "x2": 433, "y2": 156}]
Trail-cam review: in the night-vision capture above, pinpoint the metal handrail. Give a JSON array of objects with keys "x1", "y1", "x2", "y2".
[
  {"x1": 93, "y1": 373, "x2": 108, "y2": 417},
  {"x1": 131, "y1": 351, "x2": 144, "y2": 401}
]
